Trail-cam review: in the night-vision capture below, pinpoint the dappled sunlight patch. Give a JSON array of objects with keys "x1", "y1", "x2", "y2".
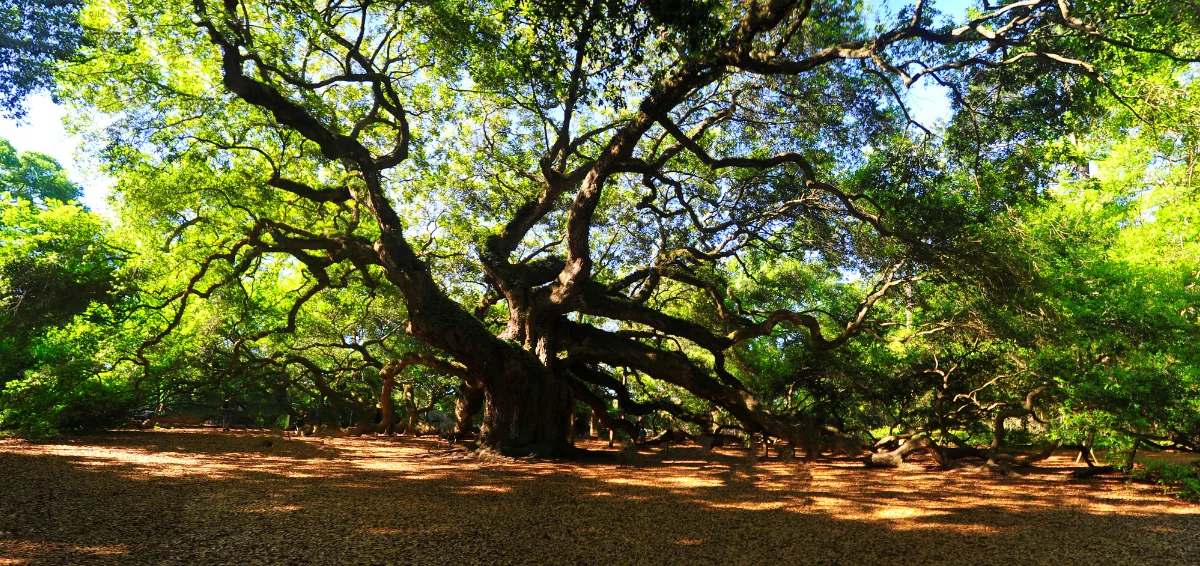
[
  {"x1": 395, "y1": 473, "x2": 456, "y2": 482},
  {"x1": 16, "y1": 444, "x2": 232, "y2": 479},
  {"x1": 705, "y1": 500, "x2": 791, "y2": 511},
  {"x1": 365, "y1": 527, "x2": 404, "y2": 535},
  {"x1": 75, "y1": 545, "x2": 127, "y2": 556},
  {"x1": 0, "y1": 541, "x2": 128, "y2": 564},
  {"x1": 242, "y1": 504, "x2": 303, "y2": 514},
  {"x1": 808, "y1": 495, "x2": 856, "y2": 510},
  {"x1": 350, "y1": 459, "x2": 425, "y2": 473},
  {"x1": 454, "y1": 484, "x2": 513, "y2": 494},
  {"x1": 367, "y1": 525, "x2": 452, "y2": 536},
  {"x1": 603, "y1": 475, "x2": 724, "y2": 490},
  {"x1": 327, "y1": 481, "x2": 383, "y2": 490},
  {"x1": 1078, "y1": 495, "x2": 1191, "y2": 516},
  {"x1": 897, "y1": 519, "x2": 1005, "y2": 535},
  {"x1": 1144, "y1": 525, "x2": 1182, "y2": 533},
  {"x1": 874, "y1": 506, "x2": 937, "y2": 520}
]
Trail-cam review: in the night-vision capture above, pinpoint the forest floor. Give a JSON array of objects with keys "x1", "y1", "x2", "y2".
[{"x1": 1, "y1": 430, "x2": 1198, "y2": 565}]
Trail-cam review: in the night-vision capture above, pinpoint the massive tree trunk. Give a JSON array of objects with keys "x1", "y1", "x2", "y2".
[
  {"x1": 987, "y1": 385, "x2": 1049, "y2": 464},
  {"x1": 386, "y1": 256, "x2": 579, "y2": 454},
  {"x1": 477, "y1": 347, "x2": 575, "y2": 456},
  {"x1": 351, "y1": 405, "x2": 378, "y2": 436},
  {"x1": 396, "y1": 317, "x2": 575, "y2": 454},
  {"x1": 569, "y1": 402, "x2": 577, "y2": 444},
  {"x1": 1123, "y1": 437, "x2": 1141, "y2": 472}
]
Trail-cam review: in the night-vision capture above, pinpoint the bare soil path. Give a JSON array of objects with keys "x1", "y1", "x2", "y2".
[{"x1": 1, "y1": 430, "x2": 1197, "y2": 565}]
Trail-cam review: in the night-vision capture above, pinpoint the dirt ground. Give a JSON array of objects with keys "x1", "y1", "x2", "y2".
[{"x1": 1, "y1": 430, "x2": 1197, "y2": 565}]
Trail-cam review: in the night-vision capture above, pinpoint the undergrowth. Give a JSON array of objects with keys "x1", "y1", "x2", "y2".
[{"x1": 1131, "y1": 461, "x2": 1200, "y2": 503}]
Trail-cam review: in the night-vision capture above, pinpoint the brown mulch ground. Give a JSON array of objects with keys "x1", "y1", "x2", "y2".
[{"x1": 1, "y1": 430, "x2": 1197, "y2": 565}]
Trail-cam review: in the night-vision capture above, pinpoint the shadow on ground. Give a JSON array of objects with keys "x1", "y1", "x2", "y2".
[{"x1": 1, "y1": 431, "x2": 1197, "y2": 565}]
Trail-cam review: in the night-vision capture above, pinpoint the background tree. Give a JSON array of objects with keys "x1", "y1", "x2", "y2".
[
  {"x1": 0, "y1": 139, "x2": 128, "y2": 433},
  {"x1": 0, "y1": 139, "x2": 80, "y2": 204}
]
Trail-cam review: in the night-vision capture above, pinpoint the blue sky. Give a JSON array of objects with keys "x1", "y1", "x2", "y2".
[{"x1": 0, "y1": 0, "x2": 976, "y2": 219}]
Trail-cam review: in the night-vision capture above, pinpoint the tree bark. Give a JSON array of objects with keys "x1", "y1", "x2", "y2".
[
  {"x1": 1075, "y1": 428, "x2": 1097, "y2": 465},
  {"x1": 381, "y1": 375, "x2": 397, "y2": 435},
  {"x1": 1002, "y1": 441, "x2": 1060, "y2": 467},
  {"x1": 403, "y1": 383, "x2": 418, "y2": 436},
  {"x1": 476, "y1": 346, "x2": 575, "y2": 456},
  {"x1": 569, "y1": 402, "x2": 577, "y2": 445},
  {"x1": 1123, "y1": 437, "x2": 1141, "y2": 471},
  {"x1": 987, "y1": 386, "x2": 1049, "y2": 463},
  {"x1": 454, "y1": 379, "x2": 484, "y2": 437}
]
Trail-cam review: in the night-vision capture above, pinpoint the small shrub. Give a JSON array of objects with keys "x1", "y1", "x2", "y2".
[
  {"x1": 0, "y1": 369, "x2": 131, "y2": 436},
  {"x1": 1132, "y1": 461, "x2": 1200, "y2": 503},
  {"x1": 1180, "y1": 478, "x2": 1200, "y2": 503}
]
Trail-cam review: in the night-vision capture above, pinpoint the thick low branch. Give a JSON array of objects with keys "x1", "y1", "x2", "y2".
[
  {"x1": 864, "y1": 435, "x2": 934, "y2": 468},
  {"x1": 569, "y1": 363, "x2": 714, "y2": 430},
  {"x1": 728, "y1": 265, "x2": 917, "y2": 349},
  {"x1": 568, "y1": 377, "x2": 639, "y2": 440},
  {"x1": 990, "y1": 385, "x2": 1050, "y2": 452},
  {"x1": 561, "y1": 320, "x2": 822, "y2": 447},
  {"x1": 267, "y1": 176, "x2": 352, "y2": 203},
  {"x1": 578, "y1": 283, "x2": 730, "y2": 351}
]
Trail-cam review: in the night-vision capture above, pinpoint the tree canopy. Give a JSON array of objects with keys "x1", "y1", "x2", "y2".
[
  {"x1": 1, "y1": 0, "x2": 1198, "y2": 466},
  {"x1": 0, "y1": 0, "x2": 86, "y2": 118}
]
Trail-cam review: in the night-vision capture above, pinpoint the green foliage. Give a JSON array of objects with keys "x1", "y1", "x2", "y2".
[
  {"x1": 0, "y1": 139, "x2": 81, "y2": 204},
  {"x1": 0, "y1": 366, "x2": 131, "y2": 436},
  {"x1": 0, "y1": 0, "x2": 85, "y2": 118},
  {"x1": 1132, "y1": 461, "x2": 1200, "y2": 503},
  {"x1": 0, "y1": 303, "x2": 133, "y2": 435},
  {"x1": 0, "y1": 195, "x2": 123, "y2": 382}
]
